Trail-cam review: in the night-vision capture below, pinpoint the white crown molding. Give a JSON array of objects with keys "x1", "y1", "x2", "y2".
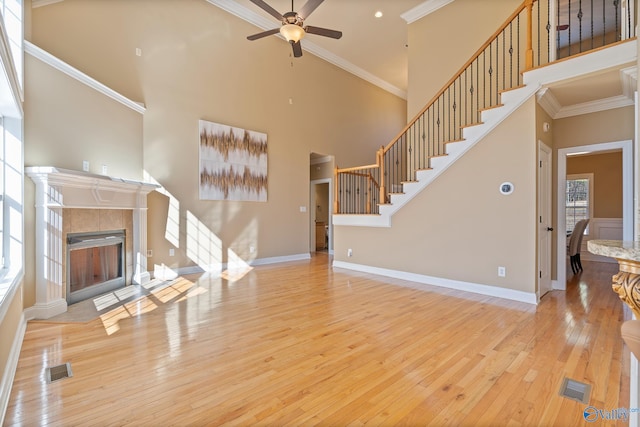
[
  {"x1": 31, "y1": 0, "x2": 64, "y2": 8},
  {"x1": 554, "y1": 94, "x2": 634, "y2": 119},
  {"x1": 24, "y1": 41, "x2": 146, "y2": 114},
  {"x1": 206, "y1": 0, "x2": 407, "y2": 100},
  {"x1": 537, "y1": 84, "x2": 635, "y2": 120},
  {"x1": 536, "y1": 87, "x2": 561, "y2": 118},
  {"x1": 303, "y1": 43, "x2": 407, "y2": 99},
  {"x1": 621, "y1": 66, "x2": 638, "y2": 98},
  {"x1": 401, "y1": 0, "x2": 455, "y2": 24}
]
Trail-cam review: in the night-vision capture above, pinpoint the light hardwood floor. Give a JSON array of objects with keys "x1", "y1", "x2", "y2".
[{"x1": 4, "y1": 255, "x2": 631, "y2": 426}]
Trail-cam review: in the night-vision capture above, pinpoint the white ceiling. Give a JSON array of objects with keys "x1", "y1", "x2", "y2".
[
  {"x1": 209, "y1": 0, "x2": 433, "y2": 99},
  {"x1": 32, "y1": 0, "x2": 638, "y2": 114},
  {"x1": 210, "y1": 0, "x2": 636, "y2": 114}
]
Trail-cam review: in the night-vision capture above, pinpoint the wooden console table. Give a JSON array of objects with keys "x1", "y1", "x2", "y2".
[{"x1": 588, "y1": 240, "x2": 640, "y2": 317}]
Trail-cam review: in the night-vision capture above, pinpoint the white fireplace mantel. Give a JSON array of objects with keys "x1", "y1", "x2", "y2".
[{"x1": 26, "y1": 166, "x2": 159, "y2": 319}]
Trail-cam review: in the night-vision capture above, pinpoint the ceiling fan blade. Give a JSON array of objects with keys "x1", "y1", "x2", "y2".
[
  {"x1": 305, "y1": 26, "x2": 342, "y2": 39},
  {"x1": 297, "y1": 0, "x2": 324, "y2": 19},
  {"x1": 248, "y1": 0, "x2": 284, "y2": 21},
  {"x1": 291, "y1": 41, "x2": 303, "y2": 57},
  {"x1": 247, "y1": 28, "x2": 281, "y2": 41}
]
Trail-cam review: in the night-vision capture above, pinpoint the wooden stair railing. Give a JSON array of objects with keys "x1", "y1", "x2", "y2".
[{"x1": 334, "y1": 0, "x2": 634, "y2": 215}]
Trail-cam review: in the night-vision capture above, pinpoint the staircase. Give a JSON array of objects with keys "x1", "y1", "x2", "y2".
[
  {"x1": 333, "y1": 0, "x2": 636, "y2": 228},
  {"x1": 335, "y1": 82, "x2": 539, "y2": 227}
]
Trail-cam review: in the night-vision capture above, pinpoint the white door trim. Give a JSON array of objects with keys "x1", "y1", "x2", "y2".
[
  {"x1": 538, "y1": 141, "x2": 553, "y2": 300},
  {"x1": 556, "y1": 139, "x2": 633, "y2": 290},
  {"x1": 310, "y1": 178, "x2": 333, "y2": 254}
]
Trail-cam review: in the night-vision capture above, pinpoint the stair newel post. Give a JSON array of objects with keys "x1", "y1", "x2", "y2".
[
  {"x1": 378, "y1": 146, "x2": 386, "y2": 205},
  {"x1": 333, "y1": 166, "x2": 339, "y2": 214},
  {"x1": 525, "y1": 0, "x2": 535, "y2": 70}
]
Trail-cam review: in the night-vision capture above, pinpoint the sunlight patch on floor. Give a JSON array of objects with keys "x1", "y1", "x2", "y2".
[{"x1": 100, "y1": 296, "x2": 158, "y2": 335}]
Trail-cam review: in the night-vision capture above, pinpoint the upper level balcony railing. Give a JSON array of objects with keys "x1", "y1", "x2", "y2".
[{"x1": 334, "y1": 0, "x2": 635, "y2": 216}]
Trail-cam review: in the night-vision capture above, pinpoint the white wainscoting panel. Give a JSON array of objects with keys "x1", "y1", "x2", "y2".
[{"x1": 581, "y1": 218, "x2": 623, "y2": 263}]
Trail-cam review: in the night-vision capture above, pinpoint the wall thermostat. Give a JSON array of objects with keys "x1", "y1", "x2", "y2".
[{"x1": 499, "y1": 182, "x2": 514, "y2": 195}]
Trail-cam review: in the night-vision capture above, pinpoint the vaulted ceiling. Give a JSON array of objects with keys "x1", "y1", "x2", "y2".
[{"x1": 31, "y1": 0, "x2": 637, "y2": 116}]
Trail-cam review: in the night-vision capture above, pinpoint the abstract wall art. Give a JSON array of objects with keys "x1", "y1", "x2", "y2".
[{"x1": 199, "y1": 119, "x2": 268, "y2": 202}]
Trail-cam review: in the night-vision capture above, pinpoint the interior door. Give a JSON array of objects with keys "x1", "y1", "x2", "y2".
[{"x1": 538, "y1": 141, "x2": 553, "y2": 298}]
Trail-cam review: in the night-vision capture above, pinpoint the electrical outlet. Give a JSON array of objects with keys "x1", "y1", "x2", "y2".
[
  {"x1": 147, "y1": 249, "x2": 153, "y2": 257},
  {"x1": 102, "y1": 164, "x2": 108, "y2": 175},
  {"x1": 82, "y1": 160, "x2": 89, "y2": 172},
  {"x1": 169, "y1": 248, "x2": 175, "y2": 256},
  {"x1": 250, "y1": 246, "x2": 255, "y2": 253},
  {"x1": 498, "y1": 266, "x2": 506, "y2": 277},
  {"x1": 348, "y1": 248, "x2": 353, "y2": 257}
]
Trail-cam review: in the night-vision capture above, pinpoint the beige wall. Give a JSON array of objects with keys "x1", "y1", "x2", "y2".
[
  {"x1": 407, "y1": 0, "x2": 521, "y2": 118},
  {"x1": 22, "y1": 54, "x2": 144, "y2": 307},
  {"x1": 553, "y1": 106, "x2": 634, "y2": 150},
  {"x1": 29, "y1": 0, "x2": 406, "y2": 272},
  {"x1": 23, "y1": 56, "x2": 143, "y2": 179},
  {"x1": 310, "y1": 158, "x2": 334, "y2": 181},
  {"x1": 0, "y1": 288, "x2": 23, "y2": 401},
  {"x1": 567, "y1": 151, "x2": 623, "y2": 218},
  {"x1": 335, "y1": 98, "x2": 538, "y2": 294}
]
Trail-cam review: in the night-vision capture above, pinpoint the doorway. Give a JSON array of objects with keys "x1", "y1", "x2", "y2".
[
  {"x1": 310, "y1": 153, "x2": 334, "y2": 254},
  {"x1": 556, "y1": 140, "x2": 633, "y2": 290}
]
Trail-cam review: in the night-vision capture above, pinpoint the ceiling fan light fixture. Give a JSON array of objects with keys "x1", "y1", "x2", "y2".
[{"x1": 280, "y1": 23, "x2": 306, "y2": 43}]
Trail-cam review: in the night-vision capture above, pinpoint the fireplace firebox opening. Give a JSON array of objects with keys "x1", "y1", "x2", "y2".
[{"x1": 67, "y1": 230, "x2": 126, "y2": 305}]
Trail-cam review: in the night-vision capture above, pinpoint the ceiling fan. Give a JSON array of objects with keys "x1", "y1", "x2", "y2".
[{"x1": 246, "y1": 0, "x2": 342, "y2": 58}]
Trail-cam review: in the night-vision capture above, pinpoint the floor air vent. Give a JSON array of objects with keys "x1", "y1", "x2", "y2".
[
  {"x1": 46, "y1": 363, "x2": 73, "y2": 383},
  {"x1": 559, "y1": 377, "x2": 591, "y2": 404}
]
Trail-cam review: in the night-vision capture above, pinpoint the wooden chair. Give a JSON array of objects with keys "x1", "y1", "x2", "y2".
[{"x1": 568, "y1": 219, "x2": 589, "y2": 274}]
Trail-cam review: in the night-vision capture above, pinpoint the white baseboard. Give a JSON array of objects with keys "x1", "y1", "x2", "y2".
[
  {"x1": 23, "y1": 299, "x2": 67, "y2": 321},
  {"x1": 0, "y1": 313, "x2": 26, "y2": 425},
  {"x1": 154, "y1": 253, "x2": 312, "y2": 279},
  {"x1": 332, "y1": 261, "x2": 538, "y2": 305},
  {"x1": 250, "y1": 253, "x2": 311, "y2": 266}
]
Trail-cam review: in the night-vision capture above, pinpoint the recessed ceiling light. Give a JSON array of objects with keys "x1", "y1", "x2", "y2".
[{"x1": 374, "y1": 10, "x2": 383, "y2": 18}]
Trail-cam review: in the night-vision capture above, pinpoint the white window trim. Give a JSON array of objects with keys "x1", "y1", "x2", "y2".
[
  {"x1": 566, "y1": 173, "x2": 594, "y2": 235},
  {"x1": 0, "y1": 0, "x2": 24, "y2": 325}
]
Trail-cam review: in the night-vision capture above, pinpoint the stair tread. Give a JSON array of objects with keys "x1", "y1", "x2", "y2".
[
  {"x1": 460, "y1": 121, "x2": 484, "y2": 129},
  {"x1": 479, "y1": 103, "x2": 504, "y2": 112},
  {"x1": 499, "y1": 84, "x2": 526, "y2": 94}
]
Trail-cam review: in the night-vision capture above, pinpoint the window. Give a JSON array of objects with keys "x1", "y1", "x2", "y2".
[
  {"x1": 0, "y1": 0, "x2": 24, "y2": 323},
  {"x1": 566, "y1": 173, "x2": 593, "y2": 234}
]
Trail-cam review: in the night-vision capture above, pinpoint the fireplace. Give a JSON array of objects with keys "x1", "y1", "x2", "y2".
[
  {"x1": 67, "y1": 230, "x2": 126, "y2": 305},
  {"x1": 26, "y1": 166, "x2": 159, "y2": 319}
]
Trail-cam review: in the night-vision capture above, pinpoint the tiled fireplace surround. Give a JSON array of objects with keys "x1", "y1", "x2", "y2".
[{"x1": 26, "y1": 167, "x2": 158, "y2": 319}]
